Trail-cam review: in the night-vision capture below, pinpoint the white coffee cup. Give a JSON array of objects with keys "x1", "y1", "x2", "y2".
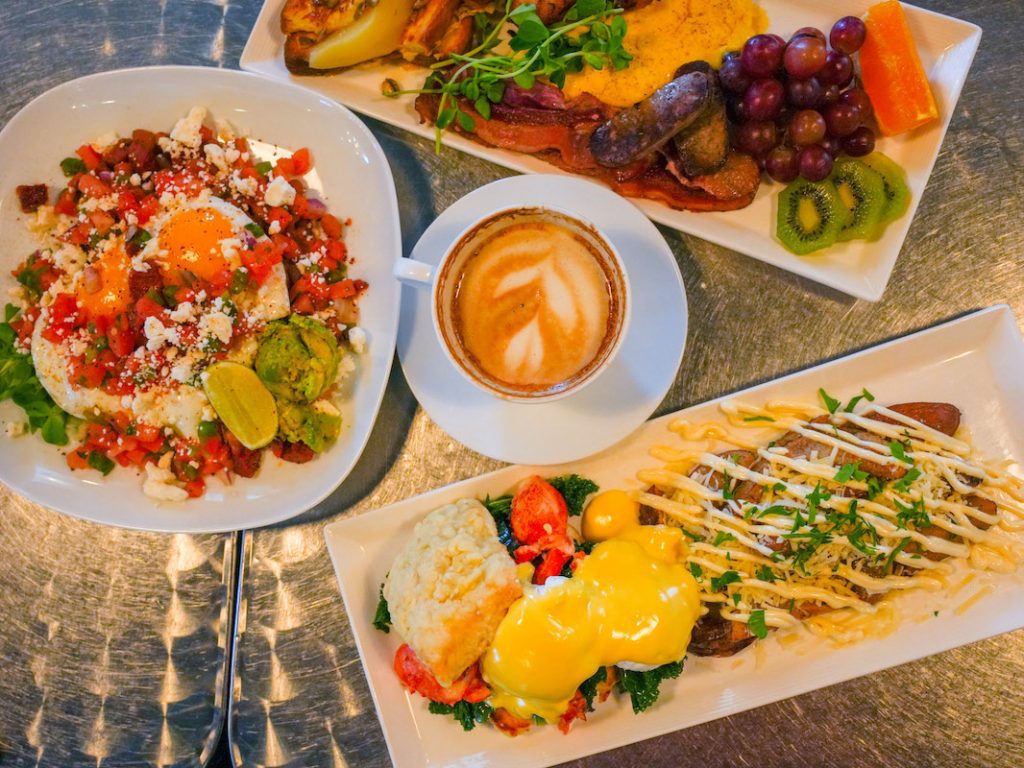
[{"x1": 394, "y1": 205, "x2": 631, "y2": 403}]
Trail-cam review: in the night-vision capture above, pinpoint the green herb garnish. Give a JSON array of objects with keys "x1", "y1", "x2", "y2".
[
  {"x1": 60, "y1": 157, "x2": 87, "y2": 177},
  {"x1": 578, "y1": 666, "x2": 607, "y2": 711},
  {"x1": 244, "y1": 222, "x2": 265, "y2": 238},
  {"x1": 710, "y1": 570, "x2": 740, "y2": 592},
  {"x1": 0, "y1": 305, "x2": 69, "y2": 445},
  {"x1": 255, "y1": 161, "x2": 273, "y2": 176},
  {"x1": 87, "y1": 450, "x2": 115, "y2": 476},
  {"x1": 616, "y1": 660, "x2": 683, "y2": 714},
  {"x1": 819, "y1": 388, "x2": 841, "y2": 414},
  {"x1": 889, "y1": 440, "x2": 914, "y2": 465},
  {"x1": 844, "y1": 387, "x2": 875, "y2": 412},
  {"x1": 748, "y1": 609, "x2": 768, "y2": 639},
  {"x1": 428, "y1": 700, "x2": 494, "y2": 731},
  {"x1": 891, "y1": 468, "x2": 922, "y2": 493},
  {"x1": 372, "y1": 584, "x2": 392, "y2": 633},
  {"x1": 547, "y1": 473, "x2": 598, "y2": 517}
]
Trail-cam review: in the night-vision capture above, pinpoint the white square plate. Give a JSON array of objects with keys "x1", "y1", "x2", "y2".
[
  {"x1": 325, "y1": 304, "x2": 1024, "y2": 768},
  {"x1": 242, "y1": 0, "x2": 981, "y2": 301},
  {"x1": 0, "y1": 67, "x2": 401, "y2": 532}
]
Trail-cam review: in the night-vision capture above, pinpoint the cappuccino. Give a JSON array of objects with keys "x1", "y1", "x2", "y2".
[{"x1": 440, "y1": 209, "x2": 625, "y2": 397}]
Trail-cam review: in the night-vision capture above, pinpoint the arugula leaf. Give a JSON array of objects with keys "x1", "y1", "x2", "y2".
[
  {"x1": 818, "y1": 388, "x2": 841, "y2": 414},
  {"x1": 748, "y1": 609, "x2": 768, "y2": 639},
  {"x1": 428, "y1": 700, "x2": 494, "y2": 731},
  {"x1": 372, "y1": 584, "x2": 392, "y2": 633},
  {"x1": 578, "y1": 666, "x2": 607, "y2": 711},
  {"x1": 547, "y1": 473, "x2": 598, "y2": 517},
  {"x1": 616, "y1": 660, "x2": 683, "y2": 714}
]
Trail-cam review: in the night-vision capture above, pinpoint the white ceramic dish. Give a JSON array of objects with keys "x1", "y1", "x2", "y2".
[
  {"x1": 0, "y1": 67, "x2": 402, "y2": 533},
  {"x1": 325, "y1": 304, "x2": 1024, "y2": 768},
  {"x1": 397, "y1": 174, "x2": 687, "y2": 465},
  {"x1": 241, "y1": 0, "x2": 981, "y2": 301}
]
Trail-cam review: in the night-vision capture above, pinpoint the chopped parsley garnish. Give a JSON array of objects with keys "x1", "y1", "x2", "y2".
[
  {"x1": 805, "y1": 481, "x2": 832, "y2": 523},
  {"x1": 547, "y1": 473, "x2": 598, "y2": 517},
  {"x1": 710, "y1": 570, "x2": 741, "y2": 592},
  {"x1": 244, "y1": 222, "x2": 265, "y2": 238},
  {"x1": 688, "y1": 562, "x2": 703, "y2": 581},
  {"x1": 894, "y1": 498, "x2": 931, "y2": 530},
  {"x1": 711, "y1": 530, "x2": 736, "y2": 547},
  {"x1": 428, "y1": 700, "x2": 493, "y2": 731},
  {"x1": 833, "y1": 462, "x2": 868, "y2": 484},
  {"x1": 681, "y1": 528, "x2": 701, "y2": 541},
  {"x1": 818, "y1": 388, "x2": 842, "y2": 414},
  {"x1": 578, "y1": 666, "x2": 607, "y2": 711},
  {"x1": 748, "y1": 609, "x2": 768, "y2": 639},
  {"x1": 889, "y1": 440, "x2": 914, "y2": 465},
  {"x1": 844, "y1": 388, "x2": 875, "y2": 412},
  {"x1": 721, "y1": 470, "x2": 735, "y2": 501},
  {"x1": 866, "y1": 475, "x2": 886, "y2": 500},
  {"x1": 885, "y1": 537, "x2": 911, "y2": 573},
  {"x1": 60, "y1": 156, "x2": 87, "y2": 177},
  {"x1": 372, "y1": 584, "x2": 392, "y2": 633},
  {"x1": 131, "y1": 228, "x2": 152, "y2": 246},
  {"x1": 87, "y1": 450, "x2": 115, "y2": 476},
  {"x1": 743, "y1": 415, "x2": 775, "y2": 423},
  {"x1": 891, "y1": 468, "x2": 922, "y2": 494},
  {"x1": 772, "y1": 482, "x2": 787, "y2": 493},
  {"x1": 0, "y1": 305, "x2": 69, "y2": 445},
  {"x1": 755, "y1": 565, "x2": 777, "y2": 583},
  {"x1": 616, "y1": 660, "x2": 683, "y2": 714}
]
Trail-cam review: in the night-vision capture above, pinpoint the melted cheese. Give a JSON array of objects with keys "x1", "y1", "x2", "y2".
[{"x1": 562, "y1": 0, "x2": 767, "y2": 107}]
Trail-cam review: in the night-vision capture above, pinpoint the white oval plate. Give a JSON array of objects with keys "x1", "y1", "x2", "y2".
[
  {"x1": 397, "y1": 174, "x2": 687, "y2": 465},
  {"x1": 241, "y1": 0, "x2": 981, "y2": 302},
  {"x1": 0, "y1": 67, "x2": 401, "y2": 532}
]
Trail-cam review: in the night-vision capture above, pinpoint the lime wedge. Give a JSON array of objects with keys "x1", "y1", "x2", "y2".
[{"x1": 203, "y1": 361, "x2": 279, "y2": 450}]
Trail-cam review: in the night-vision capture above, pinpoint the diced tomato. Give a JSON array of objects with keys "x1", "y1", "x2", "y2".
[
  {"x1": 66, "y1": 450, "x2": 91, "y2": 471},
  {"x1": 78, "y1": 174, "x2": 113, "y2": 198},
  {"x1": 241, "y1": 240, "x2": 283, "y2": 285},
  {"x1": 392, "y1": 644, "x2": 490, "y2": 705},
  {"x1": 270, "y1": 233, "x2": 300, "y2": 259},
  {"x1": 89, "y1": 210, "x2": 116, "y2": 235},
  {"x1": 290, "y1": 148, "x2": 312, "y2": 175},
  {"x1": 135, "y1": 424, "x2": 162, "y2": 444},
  {"x1": 273, "y1": 156, "x2": 295, "y2": 177},
  {"x1": 511, "y1": 475, "x2": 568, "y2": 545},
  {"x1": 9, "y1": 307, "x2": 37, "y2": 345},
  {"x1": 69, "y1": 359, "x2": 106, "y2": 389},
  {"x1": 321, "y1": 213, "x2": 343, "y2": 240},
  {"x1": 134, "y1": 295, "x2": 165, "y2": 321},
  {"x1": 55, "y1": 189, "x2": 78, "y2": 216},
  {"x1": 266, "y1": 206, "x2": 293, "y2": 231},
  {"x1": 532, "y1": 547, "x2": 572, "y2": 585},
  {"x1": 107, "y1": 313, "x2": 136, "y2": 357},
  {"x1": 184, "y1": 478, "x2": 206, "y2": 498},
  {"x1": 76, "y1": 144, "x2": 104, "y2": 172},
  {"x1": 63, "y1": 222, "x2": 93, "y2": 246},
  {"x1": 42, "y1": 293, "x2": 84, "y2": 342},
  {"x1": 290, "y1": 293, "x2": 314, "y2": 315}
]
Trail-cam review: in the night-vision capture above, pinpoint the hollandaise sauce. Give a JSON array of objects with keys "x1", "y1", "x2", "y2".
[
  {"x1": 481, "y1": 526, "x2": 700, "y2": 722},
  {"x1": 634, "y1": 400, "x2": 1024, "y2": 645},
  {"x1": 562, "y1": 0, "x2": 767, "y2": 108}
]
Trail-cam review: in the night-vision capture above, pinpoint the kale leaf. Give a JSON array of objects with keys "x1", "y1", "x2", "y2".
[
  {"x1": 428, "y1": 700, "x2": 494, "y2": 731},
  {"x1": 547, "y1": 473, "x2": 599, "y2": 517},
  {"x1": 616, "y1": 660, "x2": 684, "y2": 714}
]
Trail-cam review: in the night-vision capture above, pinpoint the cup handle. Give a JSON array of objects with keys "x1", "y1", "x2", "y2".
[{"x1": 394, "y1": 258, "x2": 436, "y2": 286}]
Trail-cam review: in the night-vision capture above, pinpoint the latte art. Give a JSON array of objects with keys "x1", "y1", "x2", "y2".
[{"x1": 453, "y1": 220, "x2": 614, "y2": 389}]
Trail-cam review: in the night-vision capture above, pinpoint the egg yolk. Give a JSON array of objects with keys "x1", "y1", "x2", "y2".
[
  {"x1": 582, "y1": 489, "x2": 640, "y2": 541},
  {"x1": 76, "y1": 247, "x2": 132, "y2": 319},
  {"x1": 481, "y1": 526, "x2": 700, "y2": 723},
  {"x1": 158, "y1": 207, "x2": 237, "y2": 282}
]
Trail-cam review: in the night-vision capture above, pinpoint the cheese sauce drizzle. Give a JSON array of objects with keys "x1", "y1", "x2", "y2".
[{"x1": 636, "y1": 399, "x2": 1024, "y2": 643}]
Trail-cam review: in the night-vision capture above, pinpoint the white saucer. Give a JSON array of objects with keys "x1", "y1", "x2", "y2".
[{"x1": 397, "y1": 174, "x2": 687, "y2": 464}]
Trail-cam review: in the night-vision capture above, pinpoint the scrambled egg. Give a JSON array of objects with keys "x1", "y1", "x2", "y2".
[{"x1": 563, "y1": 0, "x2": 767, "y2": 107}]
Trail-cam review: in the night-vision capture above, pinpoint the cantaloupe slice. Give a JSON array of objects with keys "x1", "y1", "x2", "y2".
[{"x1": 309, "y1": 0, "x2": 417, "y2": 70}]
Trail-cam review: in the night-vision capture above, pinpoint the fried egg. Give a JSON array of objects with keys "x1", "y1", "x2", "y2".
[
  {"x1": 142, "y1": 195, "x2": 289, "y2": 323},
  {"x1": 481, "y1": 525, "x2": 701, "y2": 722}
]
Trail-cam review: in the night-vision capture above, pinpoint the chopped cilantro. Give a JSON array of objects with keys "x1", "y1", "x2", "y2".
[
  {"x1": 711, "y1": 530, "x2": 736, "y2": 547},
  {"x1": 755, "y1": 565, "x2": 777, "y2": 583},
  {"x1": 372, "y1": 584, "x2": 391, "y2": 633},
  {"x1": 244, "y1": 222, "x2": 265, "y2": 238},
  {"x1": 547, "y1": 473, "x2": 599, "y2": 517},
  {"x1": 732, "y1": 592, "x2": 742, "y2": 605},
  {"x1": 578, "y1": 666, "x2": 607, "y2": 711},
  {"x1": 688, "y1": 562, "x2": 703, "y2": 581},
  {"x1": 772, "y1": 482, "x2": 787, "y2": 493},
  {"x1": 894, "y1": 498, "x2": 931, "y2": 530},
  {"x1": 818, "y1": 388, "x2": 841, "y2": 414},
  {"x1": 427, "y1": 700, "x2": 493, "y2": 731},
  {"x1": 681, "y1": 528, "x2": 701, "y2": 541},
  {"x1": 710, "y1": 570, "x2": 741, "y2": 592},
  {"x1": 748, "y1": 609, "x2": 768, "y2": 639},
  {"x1": 721, "y1": 470, "x2": 735, "y2": 501},
  {"x1": 889, "y1": 440, "x2": 914, "y2": 465},
  {"x1": 131, "y1": 228, "x2": 152, "y2": 246},
  {"x1": 866, "y1": 475, "x2": 886, "y2": 500},
  {"x1": 805, "y1": 481, "x2": 832, "y2": 523},
  {"x1": 616, "y1": 660, "x2": 684, "y2": 714},
  {"x1": 833, "y1": 462, "x2": 868, "y2": 484},
  {"x1": 885, "y1": 537, "x2": 911, "y2": 573},
  {"x1": 60, "y1": 157, "x2": 87, "y2": 177},
  {"x1": 844, "y1": 388, "x2": 875, "y2": 412}
]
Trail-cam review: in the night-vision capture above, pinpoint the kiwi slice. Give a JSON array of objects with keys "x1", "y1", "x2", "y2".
[
  {"x1": 860, "y1": 152, "x2": 911, "y2": 226},
  {"x1": 831, "y1": 158, "x2": 887, "y2": 242},
  {"x1": 777, "y1": 178, "x2": 846, "y2": 255}
]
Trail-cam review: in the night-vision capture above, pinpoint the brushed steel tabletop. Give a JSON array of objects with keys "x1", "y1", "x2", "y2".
[{"x1": 1, "y1": 0, "x2": 1022, "y2": 767}]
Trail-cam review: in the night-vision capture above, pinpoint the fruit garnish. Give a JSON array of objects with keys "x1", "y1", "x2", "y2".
[
  {"x1": 859, "y1": 1, "x2": 938, "y2": 136},
  {"x1": 776, "y1": 177, "x2": 845, "y2": 255},
  {"x1": 860, "y1": 152, "x2": 911, "y2": 225},
  {"x1": 831, "y1": 158, "x2": 887, "y2": 241},
  {"x1": 203, "y1": 362, "x2": 279, "y2": 450}
]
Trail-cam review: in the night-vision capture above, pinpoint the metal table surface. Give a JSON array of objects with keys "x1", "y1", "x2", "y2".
[{"x1": 0, "y1": 1, "x2": 1022, "y2": 767}]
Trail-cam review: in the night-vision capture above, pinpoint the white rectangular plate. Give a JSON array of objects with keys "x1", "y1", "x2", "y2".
[
  {"x1": 242, "y1": 0, "x2": 980, "y2": 301},
  {"x1": 325, "y1": 305, "x2": 1024, "y2": 768}
]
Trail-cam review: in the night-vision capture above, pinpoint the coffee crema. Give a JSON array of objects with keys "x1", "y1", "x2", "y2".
[{"x1": 450, "y1": 216, "x2": 617, "y2": 392}]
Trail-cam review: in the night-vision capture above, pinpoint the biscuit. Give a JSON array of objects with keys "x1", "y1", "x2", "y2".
[{"x1": 384, "y1": 498, "x2": 522, "y2": 687}]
